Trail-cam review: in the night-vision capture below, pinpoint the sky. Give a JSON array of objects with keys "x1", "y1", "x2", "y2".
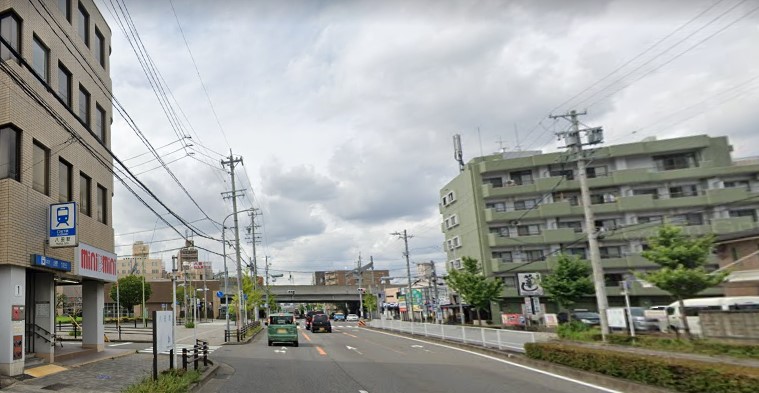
[{"x1": 103, "y1": 0, "x2": 759, "y2": 284}]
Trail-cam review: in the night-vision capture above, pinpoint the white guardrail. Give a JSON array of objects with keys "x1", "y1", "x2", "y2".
[{"x1": 367, "y1": 319, "x2": 550, "y2": 352}]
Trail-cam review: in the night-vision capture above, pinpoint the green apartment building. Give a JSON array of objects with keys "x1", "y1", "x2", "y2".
[{"x1": 439, "y1": 135, "x2": 759, "y2": 318}]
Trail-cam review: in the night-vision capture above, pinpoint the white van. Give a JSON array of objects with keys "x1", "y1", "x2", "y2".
[{"x1": 666, "y1": 296, "x2": 759, "y2": 336}]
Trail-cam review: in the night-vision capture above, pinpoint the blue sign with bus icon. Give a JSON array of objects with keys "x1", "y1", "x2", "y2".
[{"x1": 49, "y1": 202, "x2": 77, "y2": 247}]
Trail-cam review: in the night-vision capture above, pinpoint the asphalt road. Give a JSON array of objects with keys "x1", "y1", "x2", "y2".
[{"x1": 200, "y1": 322, "x2": 619, "y2": 393}]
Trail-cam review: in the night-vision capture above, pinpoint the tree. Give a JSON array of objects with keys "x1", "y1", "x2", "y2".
[
  {"x1": 637, "y1": 224, "x2": 728, "y2": 339},
  {"x1": 109, "y1": 275, "x2": 152, "y2": 319},
  {"x1": 445, "y1": 257, "x2": 503, "y2": 325},
  {"x1": 56, "y1": 293, "x2": 67, "y2": 316},
  {"x1": 362, "y1": 291, "x2": 377, "y2": 317},
  {"x1": 541, "y1": 254, "x2": 595, "y2": 317}
]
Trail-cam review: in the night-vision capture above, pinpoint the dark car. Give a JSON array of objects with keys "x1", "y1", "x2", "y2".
[
  {"x1": 572, "y1": 311, "x2": 601, "y2": 326},
  {"x1": 305, "y1": 310, "x2": 324, "y2": 330},
  {"x1": 310, "y1": 314, "x2": 332, "y2": 333}
]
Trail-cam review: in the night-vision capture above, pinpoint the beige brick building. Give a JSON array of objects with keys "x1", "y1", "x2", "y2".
[
  {"x1": 1, "y1": 0, "x2": 114, "y2": 375},
  {"x1": 117, "y1": 241, "x2": 166, "y2": 280},
  {"x1": 716, "y1": 228, "x2": 759, "y2": 296}
]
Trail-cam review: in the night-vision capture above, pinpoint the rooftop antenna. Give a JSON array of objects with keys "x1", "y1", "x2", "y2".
[
  {"x1": 496, "y1": 136, "x2": 507, "y2": 153},
  {"x1": 453, "y1": 134, "x2": 465, "y2": 172},
  {"x1": 514, "y1": 123, "x2": 522, "y2": 151}
]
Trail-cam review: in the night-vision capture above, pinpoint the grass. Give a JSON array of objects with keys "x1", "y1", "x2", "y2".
[
  {"x1": 55, "y1": 315, "x2": 82, "y2": 323},
  {"x1": 122, "y1": 369, "x2": 200, "y2": 393}
]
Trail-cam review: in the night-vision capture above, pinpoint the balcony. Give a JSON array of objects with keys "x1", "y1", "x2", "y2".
[{"x1": 487, "y1": 228, "x2": 580, "y2": 248}]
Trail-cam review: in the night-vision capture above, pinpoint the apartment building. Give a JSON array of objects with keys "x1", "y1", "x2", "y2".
[
  {"x1": 439, "y1": 135, "x2": 759, "y2": 318},
  {"x1": 314, "y1": 269, "x2": 390, "y2": 287},
  {"x1": 715, "y1": 228, "x2": 759, "y2": 296},
  {"x1": 0, "y1": 0, "x2": 114, "y2": 374},
  {"x1": 116, "y1": 241, "x2": 166, "y2": 279},
  {"x1": 176, "y1": 239, "x2": 212, "y2": 281}
]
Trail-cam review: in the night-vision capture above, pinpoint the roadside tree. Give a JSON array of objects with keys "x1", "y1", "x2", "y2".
[
  {"x1": 445, "y1": 257, "x2": 503, "y2": 325},
  {"x1": 541, "y1": 254, "x2": 595, "y2": 319}
]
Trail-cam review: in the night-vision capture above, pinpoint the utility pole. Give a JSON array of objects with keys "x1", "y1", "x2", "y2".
[
  {"x1": 550, "y1": 109, "x2": 610, "y2": 341},
  {"x1": 358, "y1": 254, "x2": 364, "y2": 319},
  {"x1": 221, "y1": 151, "x2": 245, "y2": 327},
  {"x1": 264, "y1": 256, "x2": 270, "y2": 314},
  {"x1": 431, "y1": 260, "x2": 441, "y2": 324},
  {"x1": 246, "y1": 209, "x2": 261, "y2": 321},
  {"x1": 171, "y1": 255, "x2": 178, "y2": 362},
  {"x1": 391, "y1": 230, "x2": 415, "y2": 322}
]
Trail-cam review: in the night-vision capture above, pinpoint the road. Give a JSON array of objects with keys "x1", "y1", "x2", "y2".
[{"x1": 200, "y1": 322, "x2": 618, "y2": 393}]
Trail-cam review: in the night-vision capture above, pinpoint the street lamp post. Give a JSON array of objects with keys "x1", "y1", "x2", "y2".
[{"x1": 221, "y1": 209, "x2": 254, "y2": 329}]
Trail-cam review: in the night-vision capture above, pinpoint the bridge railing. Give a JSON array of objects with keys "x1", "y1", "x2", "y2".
[{"x1": 366, "y1": 319, "x2": 550, "y2": 353}]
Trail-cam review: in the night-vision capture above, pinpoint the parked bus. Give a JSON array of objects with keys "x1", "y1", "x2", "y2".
[{"x1": 667, "y1": 296, "x2": 759, "y2": 336}]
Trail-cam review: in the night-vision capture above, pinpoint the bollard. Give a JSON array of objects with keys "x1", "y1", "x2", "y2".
[
  {"x1": 203, "y1": 343, "x2": 208, "y2": 366},
  {"x1": 118, "y1": 326, "x2": 122, "y2": 341},
  {"x1": 194, "y1": 345, "x2": 199, "y2": 371},
  {"x1": 73, "y1": 324, "x2": 78, "y2": 339},
  {"x1": 182, "y1": 348, "x2": 188, "y2": 371},
  {"x1": 169, "y1": 349, "x2": 174, "y2": 369}
]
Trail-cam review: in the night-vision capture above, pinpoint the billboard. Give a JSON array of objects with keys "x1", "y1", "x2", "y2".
[{"x1": 75, "y1": 243, "x2": 117, "y2": 282}]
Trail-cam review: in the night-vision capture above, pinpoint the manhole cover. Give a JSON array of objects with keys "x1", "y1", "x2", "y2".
[{"x1": 42, "y1": 383, "x2": 69, "y2": 391}]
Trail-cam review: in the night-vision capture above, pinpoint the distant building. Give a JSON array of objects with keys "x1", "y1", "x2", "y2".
[
  {"x1": 116, "y1": 241, "x2": 165, "y2": 279},
  {"x1": 177, "y1": 240, "x2": 212, "y2": 280},
  {"x1": 314, "y1": 269, "x2": 389, "y2": 287}
]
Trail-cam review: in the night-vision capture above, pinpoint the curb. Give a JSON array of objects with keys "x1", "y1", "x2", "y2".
[
  {"x1": 64, "y1": 349, "x2": 137, "y2": 368},
  {"x1": 363, "y1": 327, "x2": 674, "y2": 393},
  {"x1": 190, "y1": 362, "x2": 220, "y2": 392}
]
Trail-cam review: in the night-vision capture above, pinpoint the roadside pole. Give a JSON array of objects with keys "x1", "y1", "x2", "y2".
[{"x1": 171, "y1": 255, "x2": 178, "y2": 366}]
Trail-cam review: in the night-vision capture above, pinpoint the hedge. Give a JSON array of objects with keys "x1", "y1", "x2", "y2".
[
  {"x1": 525, "y1": 342, "x2": 759, "y2": 393},
  {"x1": 604, "y1": 335, "x2": 759, "y2": 360}
]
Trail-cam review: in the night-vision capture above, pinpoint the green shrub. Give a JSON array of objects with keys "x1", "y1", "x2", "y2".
[
  {"x1": 556, "y1": 321, "x2": 600, "y2": 341},
  {"x1": 122, "y1": 369, "x2": 200, "y2": 393},
  {"x1": 184, "y1": 321, "x2": 195, "y2": 329},
  {"x1": 602, "y1": 335, "x2": 759, "y2": 360},
  {"x1": 525, "y1": 342, "x2": 759, "y2": 393}
]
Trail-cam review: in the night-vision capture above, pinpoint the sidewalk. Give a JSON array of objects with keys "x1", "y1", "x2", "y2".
[{"x1": 2, "y1": 321, "x2": 230, "y2": 392}]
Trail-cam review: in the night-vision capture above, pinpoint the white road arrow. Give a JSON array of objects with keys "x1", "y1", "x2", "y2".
[
  {"x1": 411, "y1": 344, "x2": 431, "y2": 352},
  {"x1": 274, "y1": 347, "x2": 288, "y2": 354},
  {"x1": 346, "y1": 345, "x2": 363, "y2": 355}
]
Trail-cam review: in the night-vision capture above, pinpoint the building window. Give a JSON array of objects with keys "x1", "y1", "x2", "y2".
[
  {"x1": 586, "y1": 166, "x2": 608, "y2": 178},
  {"x1": 525, "y1": 250, "x2": 544, "y2": 262},
  {"x1": 558, "y1": 221, "x2": 583, "y2": 233},
  {"x1": 58, "y1": 0, "x2": 71, "y2": 22},
  {"x1": 566, "y1": 248, "x2": 587, "y2": 259},
  {"x1": 450, "y1": 259, "x2": 461, "y2": 269},
  {"x1": 553, "y1": 192, "x2": 579, "y2": 206},
  {"x1": 95, "y1": 104, "x2": 106, "y2": 142},
  {"x1": 444, "y1": 214, "x2": 459, "y2": 229},
  {"x1": 595, "y1": 218, "x2": 618, "y2": 230},
  {"x1": 94, "y1": 28, "x2": 105, "y2": 67},
  {"x1": 484, "y1": 177, "x2": 503, "y2": 188},
  {"x1": 632, "y1": 188, "x2": 659, "y2": 199},
  {"x1": 97, "y1": 184, "x2": 107, "y2": 224},
  {"x1": 0, "y1": 126, "x2": 20, "y2": 180},
  {"x1": 672, "y1": 213, "x2": 703, "y2": 226},
  {"x1": 654, "y1": 152, "x2": 698, "y2": 171},
  {"x1": 590, "y1": 193, "x2": 616, "y2": 205},
  {"x1": 729, "y1": 209, "x2": 758, "y2": 222},
  {"x1": 78, "y1": 2, "x2": 89, "y2": 47},
  {"x1": 638, "y1": 215, "x2": 663, "y2": 224},
  {"x1": 501, "y1": 276, "x2": 517, "y2": 287},
  {"x1": 492, "y1": 251, "x2": 513, "y2": 262},
  {"x1": 599, "y1": 246, "x2": 622, "y2": 259},
  {"x1": 514, "y1": 199, "x2": 537, "y2": 211},
  {"x1": 0, "y1": 12, "x2": 21, "y2": 61},
  {"x1": 78, "y1": 84, "x2": 90, "y2": 126},
  {"x1": 486, "y1": 202, "x2": 507, "y2": 212},
  {"x1": 490, "y1": 226, "x2": 511, "y2": 237},
  {"x1": 604, "y1": 273, "x2": 626, "y2": 287},
  {"x1": 447, "y1": 236, "x2": 461, "y2": 250},
  {"x1": 549, "y1": 164, "x2": 574, "y2": 180},
  {"x1": 509, "y1": 170, "x2": 533, "y2": 185},
  {"x1": 32, "y1": 141, "x2": 49, "y2": 195},
  {"x1": 441, "y1": 191, "x2": 456, "y2": 206},
  {"x1": 517, "y1": 224, "x2": 541, "y2": 236},
  {"x1": 58, "y1": 62, "x2": 72, "y2": 107},
  {"x1": 724, "y1": 180, "x2": 750, "y2": 190},
  {"x1": 33, "y1": 36, "x2": 49, "y2": 83},
  {"x1": 79, "y1": 173, "x2": 91, "y2": 215},
  {"x1": 58, "y1": 158, "x2": 72, "y2": 202},
  {"x1": 669, "y1": 185, "x2": 699, "y2": 198}
]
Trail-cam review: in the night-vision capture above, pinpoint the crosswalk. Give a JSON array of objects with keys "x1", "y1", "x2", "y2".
[{"x1": 139, "y1": 343, "x2": 221, "y2": 355}]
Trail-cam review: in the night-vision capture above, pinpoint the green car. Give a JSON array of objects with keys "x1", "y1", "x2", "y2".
[{"x1": 266, "y1": 313, "x2": 299, "y2": 347}]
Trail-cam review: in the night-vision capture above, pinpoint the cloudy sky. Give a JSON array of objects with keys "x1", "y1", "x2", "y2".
[{"x1": 104, "y1": 0, "x2": 759, "y2": 284}]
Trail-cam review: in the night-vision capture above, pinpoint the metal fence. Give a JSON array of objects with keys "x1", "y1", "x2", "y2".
[{"x1": 367, "y1": 319, "x2": 548, "y2": 352}]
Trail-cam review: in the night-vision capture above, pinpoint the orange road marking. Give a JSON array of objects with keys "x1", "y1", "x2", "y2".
[
  {"x1": 316, "y1": 346, "x2": 327, "y2": 356},
  {"x1": 342, "y1": 332, "x2": 358, "y2": 338},
  {"x1": 302, "y1": 332, "x2": 312, "y2": 342}
]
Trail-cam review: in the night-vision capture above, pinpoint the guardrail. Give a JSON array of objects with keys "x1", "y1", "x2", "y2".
[
  {"x1": 182, "y1": 339, "x2": 208, "y2": 371},
  {"x1": 367, "y1": 319, "x2": 549, "y2": 352},
  {"x1": 224, "y1": 321, "x2": 260, "y2": 342}
]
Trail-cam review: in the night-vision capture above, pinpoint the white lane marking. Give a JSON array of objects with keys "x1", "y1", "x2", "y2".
[
  {"x1": 359, "y1": 390, "x2": 369, "y2": 393},
  {"x1": 274, "y1": 347, "x2": 288, "y2": 354},
  {"x1": 411, "y1": 345, "x2": 423, "y2": 348},
  {"x1": 108, "y1": 342, "x2": 133, "y2": 347},
  {"x1": 346, "y1": 345, "x2": 363, "y2": 355},
  {"x1": 364, "y1": 329, "x2": 621, "y2": 393}
]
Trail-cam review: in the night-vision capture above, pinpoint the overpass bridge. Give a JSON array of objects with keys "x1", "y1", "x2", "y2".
[{"x1": 267, "y1": 285, "x2": 368, "y2": 303}]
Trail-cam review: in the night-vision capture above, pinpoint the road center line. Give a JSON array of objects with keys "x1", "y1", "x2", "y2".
[
  {"x1": 342, "y1": 332, "x2": 358, "y2": 338},
  {"x1": 364, "y1": 329, "x2": 620, "y2": 393},
  {"x1": 302, "y1": 332, "x2": 312, "y2": 342},
  {"x1": 316, "y1": 346, "x2": 327, "y2": 356}
]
